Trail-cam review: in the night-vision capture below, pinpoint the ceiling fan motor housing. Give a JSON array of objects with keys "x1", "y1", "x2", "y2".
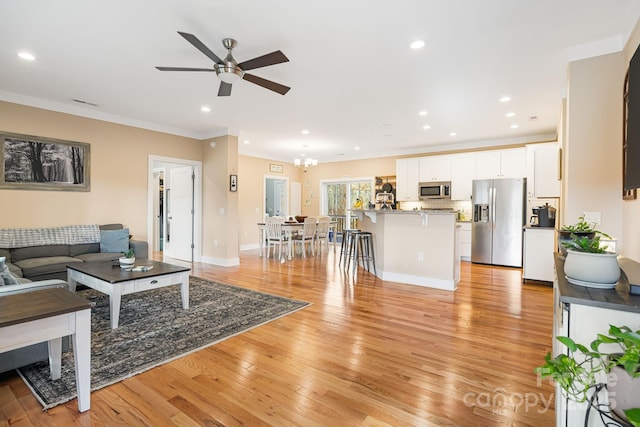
[{"x1": 215, "y1": 39, "x2": 244, "y2": 83}]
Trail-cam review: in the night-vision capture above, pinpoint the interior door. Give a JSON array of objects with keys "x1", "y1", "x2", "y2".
[{"x1": 165, "y1": 166, "x2": 194, "y2": 262}]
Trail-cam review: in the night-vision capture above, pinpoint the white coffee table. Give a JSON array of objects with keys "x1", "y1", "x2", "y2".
[{"x1": 67, "y1": 260, "x2": 190, "y2": 329}]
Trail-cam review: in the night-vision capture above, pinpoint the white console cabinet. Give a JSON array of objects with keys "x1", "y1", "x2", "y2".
[
  {"x1": 553, "y1": 257, "x2": 640, "y2": 427},
  {"x1": 523, "y1": 227, "x2": 555, "y2": 282}
]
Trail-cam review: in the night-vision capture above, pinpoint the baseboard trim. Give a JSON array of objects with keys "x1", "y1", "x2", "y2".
[{"x1": 200, "y1": 256, "x2": 240, "y2": 267}]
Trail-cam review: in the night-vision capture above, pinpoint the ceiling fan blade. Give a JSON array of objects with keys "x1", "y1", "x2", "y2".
[
  {"x1": 218, "y1": 81, "x2": 232, "y2": 96},
  {"x1": 177, "y1": 31, "x2": 224, "y2": 64},
  {"x1": 242, "y1": 73, "x2": 290, "y2": 95},
  {"x1": 155, "y1": 66, "x2": 215, "y2": 72},
  {"x1": 238, "y1": 50, "x2": 289, "y2": 71}
]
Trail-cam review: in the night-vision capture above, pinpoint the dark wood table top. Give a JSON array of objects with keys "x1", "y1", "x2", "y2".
[
  {"x1": 0, "y1": 288, "x2": 92, "y2": 328},
  {"x1": 66, "y1": 259, "x2": 191, "y2": 284}
]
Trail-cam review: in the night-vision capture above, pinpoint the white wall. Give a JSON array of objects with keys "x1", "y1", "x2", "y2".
[{"x1": 564, "y1": 52, "x2": 625, "y2": 251}]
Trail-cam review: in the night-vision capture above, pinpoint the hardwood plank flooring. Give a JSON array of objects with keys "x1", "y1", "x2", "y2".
[{"x1": 0, "y1": 249, "x2": 556, "y2": 426}]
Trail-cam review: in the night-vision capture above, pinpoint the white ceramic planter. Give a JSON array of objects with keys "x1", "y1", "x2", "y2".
[
  {"x1": 564, "y1": 250, "x2": 620, "y2": 285},
  {"x1": 119, "y1": 257, "x2": 135, "y2": 268}
]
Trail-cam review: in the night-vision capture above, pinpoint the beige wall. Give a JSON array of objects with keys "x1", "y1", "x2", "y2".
[
  {"x1": 237, "y1": 156, "x2": 304, "y2": 249},
  {"x1": 564, "y1": 52, "x2": 625, "y2": 249},
  {"x1": 0, "y1": 101, "x2": 201, "y2": 240},
  {"x1": 300, "y1": 157, "x2": 397, "y2": 216},
  {"x1": 623, "y1": 19, "x2": 640, "y2": 260},
  {"x1": 202, "y1": 135, "x2": 239, "y2": 264}
]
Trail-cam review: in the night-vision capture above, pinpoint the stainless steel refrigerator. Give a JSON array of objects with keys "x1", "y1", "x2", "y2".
[{"x1": 471, "y1": 178, "x2": 526, "y2": 267}]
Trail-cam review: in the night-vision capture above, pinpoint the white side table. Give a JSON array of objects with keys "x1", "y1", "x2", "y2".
[{"x1": 0, "y1": 288, "x2": 92, "y2": 412}]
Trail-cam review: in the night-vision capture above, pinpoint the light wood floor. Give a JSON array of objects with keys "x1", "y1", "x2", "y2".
[{"x1": 0, "y1": 248, "x2": 556, "y2": 426}]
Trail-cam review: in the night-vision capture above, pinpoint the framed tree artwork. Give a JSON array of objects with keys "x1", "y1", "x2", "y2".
[{"x1": 0, "y1": 132, "x2": 90, "y2": 191}]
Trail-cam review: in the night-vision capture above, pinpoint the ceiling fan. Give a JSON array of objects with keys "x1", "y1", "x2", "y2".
[{"x1": 156, "y1": 31, "x2": 290, "y2": 96}]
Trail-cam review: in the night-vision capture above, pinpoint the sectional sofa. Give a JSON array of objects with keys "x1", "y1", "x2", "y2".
[
  {"x1": 0, "y1": 223, "x2": 148, "y2": 373},
  {"x1": 0, "y1": 223, "x2": 148, "y2": 282}
]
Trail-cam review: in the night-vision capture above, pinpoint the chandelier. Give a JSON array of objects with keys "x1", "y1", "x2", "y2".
[{"x1": 294, "y1": 157, "x2": 318, "y2": 172}]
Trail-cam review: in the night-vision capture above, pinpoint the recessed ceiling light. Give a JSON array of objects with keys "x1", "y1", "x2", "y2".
[
  {"x1": 243, "y1": 140, "x2": 250, "y2": 144},
  {"x1": 505, "y1": 112, "x2": 515, "y2": 118},
  {"x1": 17, "y1": 51, "x2": 35, "y2": 61},
  {"x1": 200, "y1": 106, "x2": 211, "y2": 112},
  {"x1": 449, "y1": 132, "x2": 457, "y2": 137},
  {"x1": 500, "y1": 96, "x2": 511, "y2": 103},
  {"x1": 510, "y1": 124, "x2": 519, "y2": 129},
  {"x1": 301, "y1": 129, "x2": 310, "y2": 135},
  {"x1": 422, "y1": 125, "x2": 431, "y2": 130},
  {"x1": 418, "y1": 110, "x2": 428, "y2": 116},
  {"x1": 354, "y1": 146, "x2": 360, "y2": 150},
  {"x1": 410, "y1": 39, "x2": 426, "y2": 49}
]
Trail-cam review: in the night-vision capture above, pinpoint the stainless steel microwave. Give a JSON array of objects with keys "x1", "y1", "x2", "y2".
[{"x1": 419, "y1": 181, "x2": 451, "y2": 200}]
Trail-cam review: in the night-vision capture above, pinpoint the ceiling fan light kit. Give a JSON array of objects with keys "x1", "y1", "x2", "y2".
[{"x1": 156, "y1": 32, "x2": 290, "y2": 96}]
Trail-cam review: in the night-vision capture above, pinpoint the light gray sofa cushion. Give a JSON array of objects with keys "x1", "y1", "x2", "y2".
[
  {"x1": 76, "y1": 252, "x2": 121, "y2": 262},
  {"x1": 14, "y1": 256, "x2": 83, "y2": 278},
  {"x1": 12, "y1": 244, "x2": 69, "y2": 262},
  {"x1": 69, "y1": 242, "x2": 100, "y2": 256}
]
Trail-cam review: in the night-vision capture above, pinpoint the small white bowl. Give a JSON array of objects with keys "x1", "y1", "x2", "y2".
[{"x1": 119, "y1": 257, "x2": 135, "y2": 268}]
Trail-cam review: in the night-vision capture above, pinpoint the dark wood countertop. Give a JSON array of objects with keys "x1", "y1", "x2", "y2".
[{"x1": 555, "y1": 254, "x2": 640, "y2": 313}]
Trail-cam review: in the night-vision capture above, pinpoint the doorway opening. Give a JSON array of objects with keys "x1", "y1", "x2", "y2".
[
  {"x1": 147, "y1": 155, "x2": 202, "y2": 263},
  {"x1": 264, "y1": 176, "x2": 289, "y2": 218}
]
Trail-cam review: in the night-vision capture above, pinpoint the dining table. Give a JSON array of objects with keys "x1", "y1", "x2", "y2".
[{"x1": 257, "y1": 220, "x2": 336, "y2": 260}]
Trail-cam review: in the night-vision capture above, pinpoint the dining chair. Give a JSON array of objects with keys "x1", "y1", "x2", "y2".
[
  {"x1": 315, "y1": 216, "x2": 331, "y2": 254},
  {"x1": 292, "y1": 217, "x2": 316, "y2": 258},
  {"x1": 265, "y1": 217, "x2": 287, "y2": 260}
]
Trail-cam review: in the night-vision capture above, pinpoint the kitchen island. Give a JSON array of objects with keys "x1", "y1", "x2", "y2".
[{"x1": 352, "y1": 209, "x2": 460, "y2": 290}]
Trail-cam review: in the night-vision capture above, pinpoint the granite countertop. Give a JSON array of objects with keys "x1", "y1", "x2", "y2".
[
  {"x1": 555, "y1": 254, "x2": 640, "y2": 314},
  {"x1": 523, "y1": 225, "x2": 556, "y2": 230}
]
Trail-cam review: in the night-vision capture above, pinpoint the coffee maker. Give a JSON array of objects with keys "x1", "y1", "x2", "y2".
[{"x1": 531, "y1": 203, "x2": 556, "y2": 227}]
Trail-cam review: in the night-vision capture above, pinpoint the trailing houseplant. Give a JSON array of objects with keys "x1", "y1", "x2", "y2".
[
  {"x1": 536, "y1": 325, "x2": 640, "y2": 426},
  {"x1": 559, "y1": 215, "x2": 612, "y2": 255}
]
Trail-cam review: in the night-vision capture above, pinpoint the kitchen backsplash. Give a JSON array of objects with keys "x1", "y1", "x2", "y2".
[{"x1": 397, "y1": 199, "x2": 473, "y2": 221}]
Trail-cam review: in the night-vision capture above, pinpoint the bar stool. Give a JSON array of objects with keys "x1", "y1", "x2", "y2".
[
  {"x1": 339, "y1": 229, "x2": 359, "y2": 266},
  {"x1": 346, "y1": 231, "x2": 376, "y2": 275}
]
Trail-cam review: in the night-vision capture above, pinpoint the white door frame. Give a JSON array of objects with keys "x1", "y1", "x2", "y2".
[{"x1": 147, "y1": 155, "x2": 203, "y2": 262}]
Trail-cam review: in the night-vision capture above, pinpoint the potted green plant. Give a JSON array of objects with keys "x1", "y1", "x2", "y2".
[
  {"x1": 119, "y1": 248, "x2": 135, "y2": 267},
  {"x1": 536, "y1": 325, "x2": 640, "y2": 426},
  {"x1": 562, "y1": 231, "x2": 620, "y2": 286},
  {"x1": 559, "y1": 215, "x2": 611, "y2": 255}
]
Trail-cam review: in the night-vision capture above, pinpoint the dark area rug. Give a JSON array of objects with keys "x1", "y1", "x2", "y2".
[{"x1": 17, "y1": 276, "x2": 309, "y2": 410}]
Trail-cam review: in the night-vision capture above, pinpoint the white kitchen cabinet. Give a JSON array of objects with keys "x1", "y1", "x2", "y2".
[
  {"x1": 475, "y1": 148, "x2": 526, "y2": 179},
  {"x1": 458, "y1": 222, "x2": 471, "y2": 260},
  {"x1": 523, "y1": 227, "x2": 555, "y2": 282},
  {"x1": 526, "y1": 142, "x2": 561, "y2": 198},
  {"x1": 418, "y1": 155, "x2": 451, "y2": 182},
  {"x1": 450, "y1": 153, "x2": 475, "y2": 200},
  {"x1": 396, "y1": 158, "x2": 420, "y2": 201}
]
